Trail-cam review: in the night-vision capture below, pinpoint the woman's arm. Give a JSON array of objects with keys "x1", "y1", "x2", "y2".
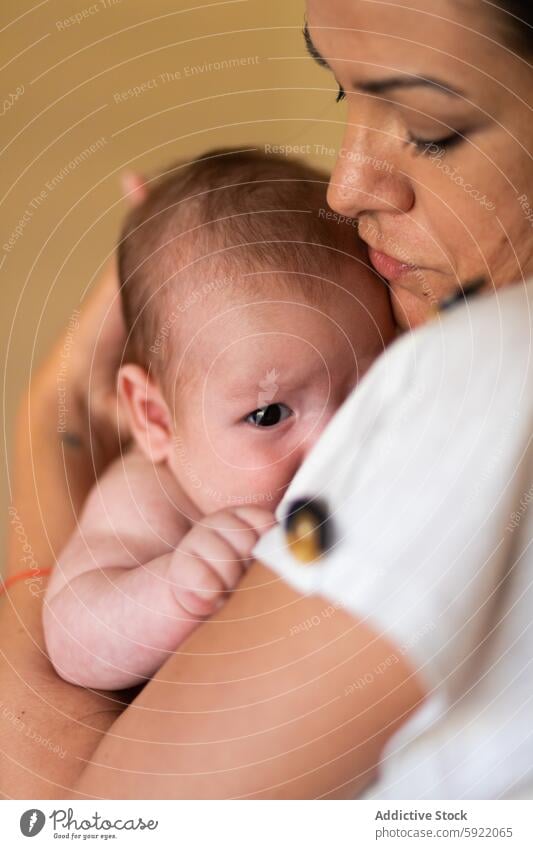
[
  {"x1": 0, "y1": 584, "x2": 130, "y2": 799},
  {"x1": 74, "y1": 561, "x2": 426, "y2": 800},
  {"x1": 1, "y1": 260, "x2": 132, "y2": 799},
  {"x1": 7, "y1": 169, "x2": 149, "y2": 580}
]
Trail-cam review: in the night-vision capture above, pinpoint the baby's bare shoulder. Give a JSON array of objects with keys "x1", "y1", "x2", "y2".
[
  {"x1": 80, "y1": 446, "x2": 191, "y2": 552},
  {"x1": 47, "y1": 448, "x2": 192, "y2": 598}
]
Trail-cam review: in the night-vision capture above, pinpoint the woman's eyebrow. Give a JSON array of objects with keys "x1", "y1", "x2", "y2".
[
  {"x1": 357, "y1": 76, "x2": 464, "y2": 97},
  {"x1": 303, "y1": 22, "x2": 463, "y2": 98}
]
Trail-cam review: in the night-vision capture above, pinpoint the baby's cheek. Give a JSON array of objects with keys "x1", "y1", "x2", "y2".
[
  {"x1": 210, "y1": 439, "x2": 296, "y2": 506},
  {"x1": 237, "y1": 451, "x2": 300, "y2": 506}
]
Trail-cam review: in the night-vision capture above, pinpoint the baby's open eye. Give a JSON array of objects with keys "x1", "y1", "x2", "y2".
[{"x1": 245, "y1": 403, "x2": 292, "y2": 428}]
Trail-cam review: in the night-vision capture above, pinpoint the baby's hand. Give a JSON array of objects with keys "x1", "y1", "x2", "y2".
[{"x1": 168, "y1": 506, "x2": 276, "y2": 617}]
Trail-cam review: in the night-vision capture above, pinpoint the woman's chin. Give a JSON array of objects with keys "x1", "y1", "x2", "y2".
[{"x1": 390, "y1": 284, "x2": 438, "y2": 331}]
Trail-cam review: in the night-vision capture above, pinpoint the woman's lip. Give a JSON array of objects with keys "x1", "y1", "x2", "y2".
[{"x1": 367, "y1": 246, "x2": 419, "y2": 281}]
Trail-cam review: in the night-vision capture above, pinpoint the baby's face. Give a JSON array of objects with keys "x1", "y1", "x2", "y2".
[{"x1": 165, "y1": 265, "x2": 395, "y2": 514}]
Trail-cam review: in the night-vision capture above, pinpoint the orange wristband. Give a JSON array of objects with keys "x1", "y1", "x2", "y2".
[{"x1": 0, "y1": 567, "x2": 53, "y2": 596}]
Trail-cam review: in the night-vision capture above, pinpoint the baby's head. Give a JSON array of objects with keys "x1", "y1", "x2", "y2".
[{"x1": 118, "y1": 149, "x2": 395, "y2": 513}]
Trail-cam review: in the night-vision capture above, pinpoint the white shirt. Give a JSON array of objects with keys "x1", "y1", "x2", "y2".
[{"x1": 254, "y1": 279, "x2": 533, "y2": 799}]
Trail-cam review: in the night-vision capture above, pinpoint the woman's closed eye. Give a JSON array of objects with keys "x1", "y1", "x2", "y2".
[
  {"x1": 335, "y1": 87, "x2": 466, "y2": 155},
  {"x1": 245, "y1": 403, "x2": 292, "y2": 428},
  {"x1": 332, "y1": 80, "x2": 467, "y2": 156},
  {"x1": 408, "y1": 130, "x2": 465, "y2": 155}
]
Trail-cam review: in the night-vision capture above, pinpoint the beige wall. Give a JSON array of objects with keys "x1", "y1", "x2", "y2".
[{"x1": 1, "y1": 0, "x2": 345, "y2": 564}]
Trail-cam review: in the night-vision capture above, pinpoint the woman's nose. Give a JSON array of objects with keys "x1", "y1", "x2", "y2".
[{"x1": 327, "y1": 102, "x2": 415, "y2": 219}]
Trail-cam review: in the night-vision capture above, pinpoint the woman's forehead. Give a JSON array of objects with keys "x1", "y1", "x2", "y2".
[
  {"x1": 304, "y1": 0, "x2": 498, "y2": 62},
  {"x1": 305, "y1": 0, "x2": 486, "y2": 30},
  {"x1": 305, "y1": 0, "x2": 511, "y2": 102}
]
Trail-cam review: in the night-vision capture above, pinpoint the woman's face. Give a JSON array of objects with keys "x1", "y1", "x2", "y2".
[{"x1": 306, "y1": 0, "x2": 533, "y2": 327}]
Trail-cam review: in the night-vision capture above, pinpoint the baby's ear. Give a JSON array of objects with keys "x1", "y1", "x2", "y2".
[{"x1": 117, "y1": 364, "x2": 174, "y2": 464}]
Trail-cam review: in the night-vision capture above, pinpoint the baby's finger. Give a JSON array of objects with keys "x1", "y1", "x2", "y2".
[
  {"x1": 171, "y1": 557, "x2": 226, "y2": 618},
  {"x1": 198, "y1": 510, "x2": 263, "y2": 558},
  {"x1": 187, "y1": 530, "x2": 247, "y2": 589},
  {"x1": 203, "y1": 506, "x2": 275, "y2": 535},
  {"x1": 231, "y1": 506, "x2": 277, "y2": 534},
  {"x1": 120, "y1": 171, "x2": 149, "y2": 208}
]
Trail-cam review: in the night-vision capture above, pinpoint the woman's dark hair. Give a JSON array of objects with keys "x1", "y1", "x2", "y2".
[{"x1": 494, "y1": 1, "x2": 533, "y2": 52}]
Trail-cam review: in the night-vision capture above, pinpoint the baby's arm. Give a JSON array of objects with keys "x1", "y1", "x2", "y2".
[{"x1": 43, "y1": 449, "x2": 274, "y2": 689}]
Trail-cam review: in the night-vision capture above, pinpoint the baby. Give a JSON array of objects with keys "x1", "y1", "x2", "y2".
[{"x1": 43, "y1": 149, "x2": 396, "y2": 689}]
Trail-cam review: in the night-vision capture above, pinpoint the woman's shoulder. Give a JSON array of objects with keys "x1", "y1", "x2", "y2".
[
  {"x1": 256, "y1": 279, "x2": 533, "y2": 608},
  {"x1": 356, "y1": 279, "x2": 533, "y2": 413},
  {"x1": 393, "y1": 279, "x2": 533, "y2": 362}
]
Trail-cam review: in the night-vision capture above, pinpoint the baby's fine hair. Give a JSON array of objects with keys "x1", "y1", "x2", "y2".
[{"x1": 118, "y1": 148, "x2": 362, "y2": 377}]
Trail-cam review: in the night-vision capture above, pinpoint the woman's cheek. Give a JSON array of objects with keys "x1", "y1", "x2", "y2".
[
  {"x1": 436, "y1": 138, "x2": 525, "y2": 278},
  {"x1": 418, "y1": 165, "x2": 494, "y2": 283}
]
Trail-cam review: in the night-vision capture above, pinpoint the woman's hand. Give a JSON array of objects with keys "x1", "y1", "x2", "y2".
[
  {"x1": 64, "y1": 172, "x2": 149, "y2": 464},
  {"x1": 67, "y1": 254, "x2": 129, "y2": 460}
]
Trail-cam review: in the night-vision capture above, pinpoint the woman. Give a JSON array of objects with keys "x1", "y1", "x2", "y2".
[{"x1": 2, "y1": 0, "x2": 532, "y2": 799}]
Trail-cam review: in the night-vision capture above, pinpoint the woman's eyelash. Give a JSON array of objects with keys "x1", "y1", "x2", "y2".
[
  {"x1": 409, "y1": 131, "x2": 464, "y2": 155},
  {"x1": 336, "y1": 85, "x2": 346, "y2": 103}
]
